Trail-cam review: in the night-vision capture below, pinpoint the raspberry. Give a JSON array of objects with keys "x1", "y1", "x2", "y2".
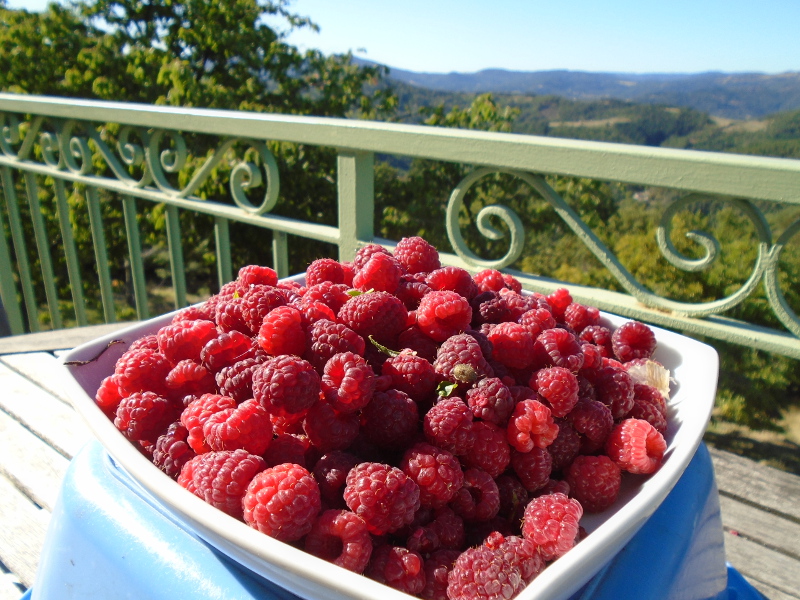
[
  {"x1": 114, "y1": 348, "x2": 171, "y2": 397},
  {"x1": 416, "y1": 290, "x2": 473, "y2": 342},
  {"x1": 487, "y1": 322, "x2": 535, "y2": 370},
  {"x1": 306, "y1": 258, "x2": 346, "y2": 286},
  {"x1": 424, "y1": 397, "x2": 475, "y2": 456},
  {"x1": 214, "y1": 296, "x2": 250, "y2": 335},
  {"x1": 533, "y1": 328, "x2": 584, "y2": 372},
  {"x1": 313, "y1": 450, "x2": 360, "y2": 506},
  {"x1": 241, "y1": 285, "x2": 287, "y2": 334},
  {"x1": 178, "y1": 449, "x2": 266, "y2": 519},
  {"x1": 421, "y1": 549, "x2": 461, "y2": 600},
  {"x1": 152, "y1": 422, "x2": 195, "y2": 479},
  {"x1": 510, "y1": 447, "x2": 552, "y2": 492},
  {"x1": 447, "y1": 537, "x2": 533, "y2": 600},
  {"x1": 401, "y1": 442, "x2": 464, "y2": 509},
  {"x1": 95, "y1": 375, "x2": 123, "y2": 416},
  {"x1": 566, "y1": 399, "x2": 614, "y2": 454},
  {"x1": 353, "y1": 243, "x2": 392, "y2": 271},
  {"x1": 353, "y1": 252, "x2": 403, "y2": 294},
  {"x1": 338, "y1": 291, "x2": 408, "y2": 345},
  {"x1": 203, "y1": 399, "x2": 273, "y2": 456},
  {"x1": 157, "y1": 319, "x2": 218, "y2": 365},
  {"x1": 606, "y1": 418, "x2": 667, "y2": 474},
  {"x1": 304, "y1": 509, "x2": 372, "y2": 573},
  {"x1": 252, "y1": 355, "x2": 320, "y2": 418},
  {"x1": 545, "y1": 288, "x2": 572, "y2": 321},
  {"x1": 360, "y1": 389, "x2": 419, "y2": 450},
  {"x1": 394, "y1": 236, "x2": 441, "y2": 274},
  {"x1": 473, "y1": 269, "x2": 507, "y2": 293},
  {"x1": 495, "y1": 474, "x2": 529, "y2": 524},
  {"x1": 498, "y1": 289, "x2": 538, "y2": 321},
  {"x1": 303, "y1": 281, "x2": 352, "y2": 314},
  {"x1": 263, "y1": 433, "x2": 314, "y2": 468},
  {"x1": 565, "y1": 455, "x2": 622, "y2": 512},
  {"x1": 429, "y1": 507, "x2": 466, "y2": 550},
  {"x1": 257, "y1": 305, "x2": 306, "y2": 357},
  {"x1": 612, "y1": 320, "x2": 657, "y2": 363},
  {"x1": 471, "y1": 291, "x2": 513, "y2": 325},
  {"x1": 200, "y1": 330, "x2": 255, "y2": 374},
  {"x1": 450, "y1": 468, "x2": 500, "y2": 522},
  {"x1": 518, "y1": 307, "x2": 556, "y2": 337},
  {"x1": 579, "y1": 325, "x2": 613, "y2": 357},
  {"x1": 366, "y1": 545, "x2": 426, "y2": 596},
  {"x1": 506, "y1": 399, "x2": 558, "y2": 453},
  {"x1": 461, "y1": 421, "x2": 511, "y2": 478},
  {"x1": 115, "y1": 391, "x2": 177, "y2": 442},
  {"x1": 633, "y1": 383, "x2": 668, "y2": 415},
  {"x1": 502, "y1": 274, "x2": 523, "y2": 294},
  {"x1": 546, "y1": 419, "x2": 582, "y2": 472},
  {"x1": 180, "y1": 393, "x2": 238, "y2": 454},
  {"x1": 344, "y1": 462, "x2": 420, "y2": 535},
  {"x1": 303, "y1": 401, "x2": 360, "y2": 452},
  {"x1": 593, "y1": 365, "x2": 635, "y2": 419},
  {"x1": 320, "y1": 351, "x2": 375, "y2": 413},
  {"x1": 396, "y1": 279, "x2": 433, "y2": 311},
  {"x1": 533, "y1": 366, "x2": 579, "y2": 418},
  {"x1": 487, "y1": 533, "x2": 544, "y2": 582},
  {"x1": 305, "y1": 319, "x2": 365, "y2": 373},
  {"x1": 129, "y1": 333, "x2": 160, "y2": 351},
  {"x1": 215, "y1": 356, "x2": 268, "y2": 402},
  {"x1": 433, "y1": 334, "x2": 494, "y2": 390},
  {"x1": 243, "y1": 463, "x2": 321, "y2": 542},
  {"x1": 165, "y1": 359, "x2": 216, "y2": 399},
  {"x1": 397, "y1": 325, "x2": 440, "y2": 362},
  {"x1": 521, "y1": 492, "x2": 582, "y2": 561},
  {"x1": 381, "y1": 351, "x2": 437, "y2": 403},
  {"x1": 425, "y1": 266, "x2": 478, "y2": 300},
  {"x1": 465, "y1": 377, "x2": 514, "y2": 426},
  {"x1": 579, "y1": 342, "x2": 603, "y2": 371},
  {"x1": 236, "y1": 264, "x2": 278, "y2": 290},
  {"x1": 563, "y1": 302, "x2": 601, "y2": 333}
]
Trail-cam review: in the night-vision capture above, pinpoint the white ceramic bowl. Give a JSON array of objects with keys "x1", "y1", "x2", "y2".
[{"x1": 58, "y1": 292, "x2": 718, "y2": 600}]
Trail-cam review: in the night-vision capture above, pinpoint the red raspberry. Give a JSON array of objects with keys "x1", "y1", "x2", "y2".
[
  {"x1": 200, "y1": 330, "x2": 255, "y2": 374},
  {"x1": 433, "y1": 334, "x2": 494, "y2": 389},
  {"x1": 487, "y1": 533, "x2": 544, "y2": 582},
  {"x1": 302, "y1": 281, "x2": 352, "y2": 314},
  {"x1": 353, "y1": 243, "x2": 392, "y2": 271},
  {"x1": 632, "y1": 382, "x2": 667, "y2": 415},
  {"x1": 593, "y1": 365, "x2": 635, "y2": 419},
  {"x1": 416, "y1": 290, "x2": 473, "y2": 342},
  {"x1": 498, "y1": 289, "x2": 539, "y2": 321},
  {"x1": 394, "y1": 236, "x2": 441, "y2": 274},
  {"x1": 429, "y1": 507, "x2": 466, "y2": 550},
  {"x1": 252, "y1": 355, "x2": 320, "y2": 418},
  {"x1": 320, "y1": 351, "x2": 375, "y2": 413},
  {"x1": 507, "y1": 399, "x2": 558, "y2": 453},
  {"x1": 243, "y1": 463, "x2": 321, "y2": 542},
  {"x1": 129, "y1": 333, "x2": 160, "y2": 351},
  {"x1": 563, "y1": 302, "x2": 601, "y2": 333},
  {"x1": 521, "y1": 492, "x2": 582, "y2": 561},
  {"x1": 565, "y1": 454, "x2": 622, "y2": 512},
  {"x1": 338, "y1": 291, "x2": 407, "y2": 345},
  {"x1": 545, "y1": 288, "x2": 572, "y2": 321},
  {"x1": 533, "y1": 328, "x2": 584, "y2": 372},
  {"x1": 397, "y1": 325, "x2": 440, "y2": 362},
  {"x1": 360, "y1": 389, "x2": 420, "y2": 450},
  {"x1": 580, "y1": 342, "x2": 603, "y2": 371},
  {"x1": 305, "y1": 509, "x2": 372, "y2": 573},
  {"x1": 115, "y1": 391, "x2": 177, "y2": 442},
  {"x1": 473, "y1": 269, "x2": 507, "y2": 293},
  {"x1": 465, "y1": 377, "x2": 514, "y2": 426},
  {"x1": 579, "y1": 325, "x2": 614, "y2": 357},
  {"x1": 180, "y1": 393, "x2": 237, "y2": 454},
  {"x1": 313, "y1": 450, "x2": 360, "y2": 507},
  {"x1": 171, "y1": 303, "x2": 215, "y2": 324},
  {"x1": 236, "y1": 264, "x2": 278, "y2": 291},
  {"x1": 606, "y1": 418, "x2": 667, "y2": 474},
  {"x1": 344, "y1": 462, "x2": 421, "y2": 535},
  {"x1": 263, "y1": 433, "x2": 314, "y2": 468},
  {"x1": 547, "y1": 419, "x2": 582, "y2": 472},
  {"x1": 450, "y1": 468, "x2": 500, "y2": 522},
  {"x1": 303, "y1": 401, "x2": 360, "y2": 453},
  {"x1": 567, "y1": 399, "x2": 614, "y2": 454},
  {"x1": 152, "y1": 421, "x2": 195, "y2": 479},
  {"x1": 297, "y1": 300, "x2": 339, "y2": 326},
  {"x1": 257, "y1": 305, "x2": 306, "y2": 357},
  {"x1": 215, "y1": 356, "x2": 268, "y2": 403},
  {"x1": 157, "y1": 320, "x2": 218, "y2": 365},
  {"x1": 422, "y1": 549, "x2": 461, "y2": 600},
  {"x1": 366, "y1": 545, "x2": 426, "y2": 596},
  {"x1": 401, "y1": 442, "x2": 464, "y2": 509},
  {"x1": 487, "y1": 322, "x2": 534, "y2": 370},
  {"x1": 502, "y1": 274, "x2": 522, "y2": 294},
  {"x1": 510, "y1": 447, "x2": 553, "y2": 492},
  {"x1": 423, "y1": 397, "x2": 475, "y2": 456},
  {"x1": 533, "y1": 366, "x2": 579, "y2": 418},
  {"x1": 203, "y1": 399, "x2": 272, "y2": 456},
  {"x1": 446, "y1": 535, "x2": 536, "y2": 600},
  {"x1": 381, "y1": 351, "x2": 437, "y2": 403},
  {"x1": 305, "y1": 319, "x2": 365, "y2": 373},
  {"x1": 426, "y1": 266, "x2": 478, "y2": 300},
  {"x1": 95, "y1": 375, "x2": 123, "y2": 416},
  {"x1": 395, "y1": 279, "x2": 433, "y2": 311},
  {"x1": 241, "y1": 285, "x2": 287, "y2": 334},
  {"x1": 178, "y1": 449, "x2": 266, "y2": 519},
  {"x1": 461, "y1": 421, "x2": 511, "y2": 478},
  {"x1": 306, "y1": 258, "x2": 346, "y2": 286},
  {"x1": 214, "y1": 296, "x2": 250, "y2": 335},
  {"x1": 612, "y1": 320, "x2": 657, "y2": 363},
  {"x1": 114, "y1": 348, "x2": 172, "y2": 397},
  {"x1": 353, "y1": 252, "x2": 403, "y2": 294},
  {"x1": 165, "y1": 359, "x2": 216, "y2": 399},
  {"x1": 518, "y1": 307, "x2": 556, "y2": 337}
]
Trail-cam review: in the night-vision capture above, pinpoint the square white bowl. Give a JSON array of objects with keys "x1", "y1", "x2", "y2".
[{"x1": 57, "y1": 295, "x2": 718, "y2": 600}]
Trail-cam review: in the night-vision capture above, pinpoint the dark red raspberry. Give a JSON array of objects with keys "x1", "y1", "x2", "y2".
[
  {"x1": 313, "y1": 451, "x2": 361, "y2": 507},
  {"x1": 449, "y1": 468, "x2": 500, "y2": 523},
  {"x1": 429, "y1": 507, "x2": 466, "y2": 550},
  {"x1": 545, "y1": 288, "x2": 573, "y2": 321},
  {"x1": 395, "y1": 279, "x2": 433, "y2": 311},
  {"x1": 305, "y1": 509, "x2": 372, "y2": 573},
  {"x1": 157, "y1": 320, "x2": 218, "y2": 365},
  {"x1": 416, "y1": 290, "x2": 473, "y2": 342},
  {"x1": 612, "y1": 320, "x2": 657, "y2": 363},
  {"x1": 180, "y1": 393, "x2": 238, "y2": 453},
  {"x1": 394, "y1": 236, "x2": 441, "y2": 274},
  {"x1": 202, "y1": 399, "x2": 273, "y2": 456},
  {"x1": 401, "y1": 442, "x2": 464, "y2": 509},
  {"x1": 95, "y1": 375, "x2": 123, "y2": 416},
  {"x1": 338, "y1": 291, "x2": 408, "y2": 345},
  {"x1": 178, "y1": 449, "x2": 266, "y2": 519},
  {"x1": 114, "y1": 348, "x2": 172, "y2": 397},
  {"x1": 593, "y1": 365, "x2": 635, "y2": 419},
  {"x1": 302, "y1": 281, "x2": 352, "y2": 314},
  {"x1": 627, "y1": 384, "x2": 668, "y2": 433},
  {"x1": 200, "y1": 330, "x2": 255, "y2": 374},
  {"x1": 353, "y1": 252, "x2": 403, "y2": 294},
  {"x1": 305, "y1": 319, "x2": 365, "y2": 373},
  {"x1": 360, "y1": 389, "x2": 419, "y2": 450},
  {"x1": 510, "y1": 447, "x2": 552, "y2": 492},
  {"x1": 257, "y1": 305, "x2": 306, "y2": 357},
  {"x1": 366, "y1": 545, "x2": 426, "y2": 596},
  {"x1": 506, "y1": 399, "x2": 558, "y2": 453},
  {"x1": 632, "y1": 383, "x2": 668, "y2": 415},
  {"x1": 534, "y1": 479, "x2": 571, "y2": 498},
  {"x1": 115, "y1": 391, "x2": 177, "y2": 442},
  {"x1": 498, "y1": 289, "x2": 539, "y2": 321},
  {"x1": 241, "y1": 285, "x2": 287, "y2": 334},
  {"x1": 496, "y1": 474, "x2": 529, "y2": 524},
  {"x1": 166, "y1": 359, "x2": 217, "y2": 399},
  {"x1": 303, "y1": 401, "x2": 360, "y2": 453},
  {"x1": 353, "y1": 243, "x2": 392, "y2": 271},
  {"x1": 579, "y1": 325, "x2": 614, "y2": 357},
  {"x1": 533, "y1": 366, "x2": 579, "y2": 418},
  {"x1": 381, "y1": 351, "x2": 437, "y2": 404},
  {"x1": 252, "y1": 355, "x2": 320, "y2": 418},
  {"x1": 521, "y1": 492, "x2": 582, "y2": 561},
  {"x1": 344, "y1": 462, "x2": 421, "y2": 535},
  {"x1": 606, "y1": 418, "x2": 667, "y2": 474},
  {"x1": 153, "y1": 421, "x2": 196, "y2": 479},
  {"x1": 465, "y1": 377, "x2": 514, "y2": 426},
  {"x1": 547, "y1": 419, "x2": 582, "y2": 472},
  {"x1": 461, "y1": 421, "x2": 511, "y2": 478},
  {"x1": 423, "y1": 397, "x2": 475, "y2": 456},
  {"x1": 433, "y1": 334, "x2": 494, "y2": 390},
  {"x1": 486, "y1": 322, "x2": 535, "y2": 370},
  {"x1": 471, "y1": 291, "x2": 513, "y2": 325},
  {"x1": 263, "y1": 433, "x2": 314, "y2": 468},
  {"x1": 425, "y1": 267, "x2": 478, "y2": 300},
  {"x1": 215, "y1": 356, "x2": 268, "y2": 402},
  {"x1": 243, "y1": 463, "x2": 321, "y2": 542},
  {"x1": 397, "y1": 325, "x2": 440, "y2": 362},
  {"x1": 214, "y1": 296, "x2": 250, "y2": 335},
  {"x1": 567, "y1": 399, "x2": 614, "y2": 454},
  {"x1": 533, "y1": 328, "x2": 584, "y2": 372},
  {"x1": 422, "y1": 549, "x2": 461, "y2": 600},
  {"x1": 306, "y1": 258, "x2": 346, "y2": 286},
  {"x1": 565, "y1": 454, "x2": 622, "y2": 513},
  {"x1": 236, "y1": 264, "x2": 278, "y2": 291},
  {"x1": 320, "y1": 351, "x2": 375, "y2": 413}
]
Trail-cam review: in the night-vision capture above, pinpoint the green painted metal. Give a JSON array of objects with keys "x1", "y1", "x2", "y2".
[
  {"x1": 165, "y1": 204, "x2": 187, "y2": 309},
  {"x1": 214, "y1": 217, "x2": 232, "y2": 291},
  {"x1": 86, "y1": 187, "x2": 116, "y2": 324},
  {"x1": 121, "y1": 195, "x2": 150, "y2": 320},
  {"x1": 272, "y1": 230, "x2": 289, "y2": 279},
  {"x1": 54, "y1": 180, "x2": 88, "y2": 326},
  {"x1": 0, "y1": 190, "x2": 24, "y2": 335},
  {"x1": 337, "y1": 151, "x2": 374, "y2": 262}
]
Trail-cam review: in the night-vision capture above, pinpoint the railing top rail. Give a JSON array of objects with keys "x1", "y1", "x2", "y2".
[{"x1": 2, "y1": 93, "x2": 799, "y2": 204}]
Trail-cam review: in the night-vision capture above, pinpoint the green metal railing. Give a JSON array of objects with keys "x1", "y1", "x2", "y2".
[{"x1": 0, "y1": 93, "x2": 798, "y2": 359}]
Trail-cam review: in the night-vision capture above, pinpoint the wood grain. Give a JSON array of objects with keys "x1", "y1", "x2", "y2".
[{"x1": 0, "y1": 473, "x2": 48, "y2": 589}]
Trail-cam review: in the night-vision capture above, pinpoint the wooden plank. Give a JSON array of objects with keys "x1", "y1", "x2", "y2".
[
  {"x1": 719, "y1": 495, "x2": 800, "y2": 561},
  {"x1": 0, "y1": 409, "x2": 70, "y2": 512},
  {"x1": 0, "y1": 362, "x2": 94, "y2": 459},
  {"x1": 1, "y1": 352, "x2": 79, "y2": 407},
  {"x1": 0, "y1": 473, "x2": 49, "y2": 589},
  {"x1": 709, "y1": 446, "x2": 800, "y2": 522},
  {"x1": 723, "y1": 529, "x2": 800, "y2": 600},
  {"x1": 0, "y1": 322, "x2": 138, "y2": 355}
]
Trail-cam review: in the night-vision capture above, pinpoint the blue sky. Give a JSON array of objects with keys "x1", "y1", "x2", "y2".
[{"x1": 8, "y1": 0, "x2": 800, "y2": 74}]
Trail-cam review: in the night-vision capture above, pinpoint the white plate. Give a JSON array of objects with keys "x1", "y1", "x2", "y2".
[{"x1": 58, "y1": 293, "x2": 718, "y2": 600}]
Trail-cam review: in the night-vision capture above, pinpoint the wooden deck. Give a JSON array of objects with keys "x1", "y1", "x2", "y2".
[{"x1": 0, "y1": 326, "x2": 798, "y2": 600}]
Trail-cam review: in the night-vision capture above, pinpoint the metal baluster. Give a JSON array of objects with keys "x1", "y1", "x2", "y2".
[
  {"x1": 0, "y1": 187, "x2": 24, "y2": 334},
  {"x1": 272, "y1": 230, "x2": 289, "y2": 279},
  {"x1": 214, "y1": 216, "x2": 232, "y2": 290},
  {"x1": 165, "y1": 204, "x2": 187, "y2": 309},
  {"x1": 54, "y1": 179, "x2": 87, "y2": 326},
  {"x1": 86, "y1": 187, "x2": 116, "y2": 323},
  {"x1": 122, "y1": 194, "x2": 150, "y2": 320},
  {"x1": 336, "y1": 151, "x2": 375, "y2": 262}
]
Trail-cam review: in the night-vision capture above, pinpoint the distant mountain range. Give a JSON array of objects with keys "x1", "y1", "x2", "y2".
[{"x1": 358, "y1": 59, "x2": 800, "y2": 120}]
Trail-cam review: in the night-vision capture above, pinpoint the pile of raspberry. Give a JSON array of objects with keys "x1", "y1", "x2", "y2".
[{"x1": 96, "y1": 237, "x2": 670, "y2": 600}]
